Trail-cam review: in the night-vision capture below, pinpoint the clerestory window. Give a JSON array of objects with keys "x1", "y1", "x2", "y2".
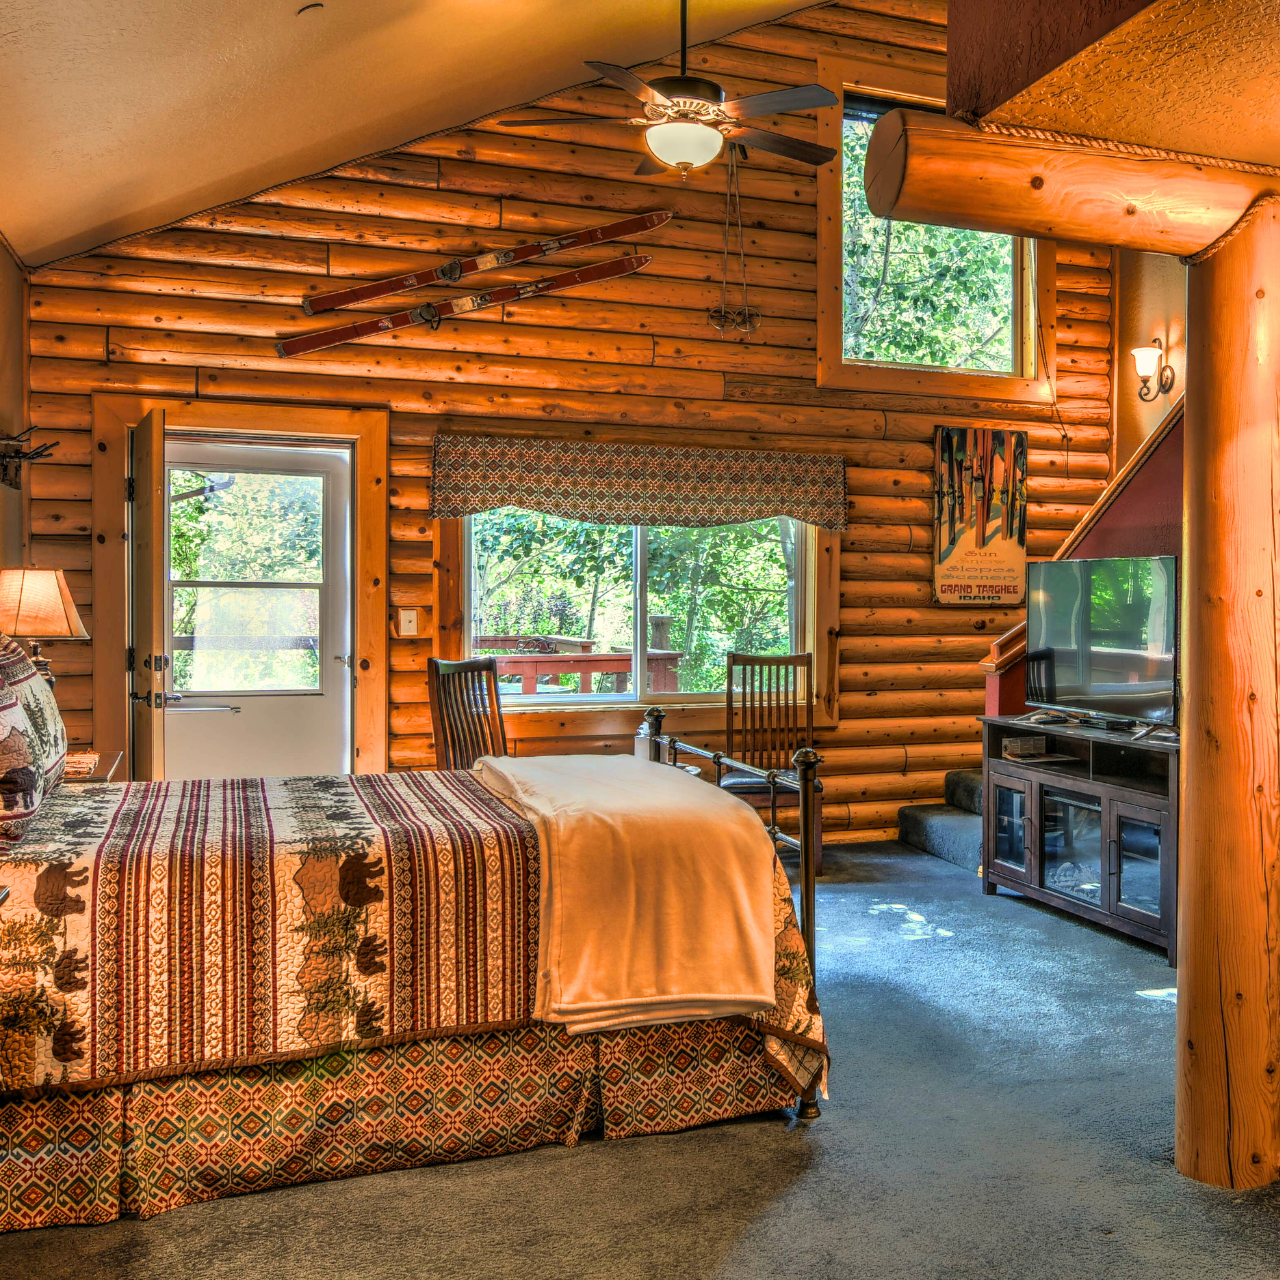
[{"x1": 842, "y1": 94, "x2": 1029, "y2": 375}]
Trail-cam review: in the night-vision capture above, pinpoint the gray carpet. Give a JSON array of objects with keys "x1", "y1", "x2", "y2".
[{"x1": 6, "y1": 843, "x2": 1280, "y2": 1280}]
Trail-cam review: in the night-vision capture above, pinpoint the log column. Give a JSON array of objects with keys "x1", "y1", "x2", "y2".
[{"x1": 1178, "y1": 206, "x2": 1280, "y2": 1189}]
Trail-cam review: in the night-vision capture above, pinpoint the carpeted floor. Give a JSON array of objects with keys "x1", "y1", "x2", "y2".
[{"x1": 7, "y1": 843, "x2": 1280, "y2": 1280}]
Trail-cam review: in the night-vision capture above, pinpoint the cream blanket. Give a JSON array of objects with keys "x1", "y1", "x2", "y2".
[{"x1": 476, "y1": 754, "x2": 777, "y2": 1034}]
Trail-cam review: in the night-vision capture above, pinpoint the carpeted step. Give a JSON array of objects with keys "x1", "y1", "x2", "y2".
[
  {"x1": 944, "y1": 768, "x2": 984, "y2": 816},
  {"x1": 898, "y1": 803, "x2": 983, "y2": 871}
]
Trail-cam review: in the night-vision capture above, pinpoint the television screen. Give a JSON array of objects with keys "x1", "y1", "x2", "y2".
[{"x1": 1025, "y1": 556, "x2": 1178, "y2": 725}]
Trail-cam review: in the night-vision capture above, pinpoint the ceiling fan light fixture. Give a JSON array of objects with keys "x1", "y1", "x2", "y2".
[{"x1": 644, "y1": 120, "x2": 723, "y2": 172}]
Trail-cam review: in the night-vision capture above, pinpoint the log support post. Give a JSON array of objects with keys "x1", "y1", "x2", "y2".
[{"x1": 1178, "y1": 208, "x2": 1280, "y2": 1188}]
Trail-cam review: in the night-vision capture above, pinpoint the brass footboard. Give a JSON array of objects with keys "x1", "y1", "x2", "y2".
[{"x1": 639, "y1": 706, "x2": 822, "y2": 1120}]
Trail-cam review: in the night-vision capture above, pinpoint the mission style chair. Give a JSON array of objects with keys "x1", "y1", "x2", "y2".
[
  {"x1": 720, "y1": 652, "x2": 823, "y2": 875},
  {"x1": 427, "y1": 656, "x2": 510, "y2": 770}
]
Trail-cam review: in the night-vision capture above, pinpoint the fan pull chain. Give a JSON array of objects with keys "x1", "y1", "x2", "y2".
[{"x1": 708, "y1": 148, "x2": 760, "y2": 336}]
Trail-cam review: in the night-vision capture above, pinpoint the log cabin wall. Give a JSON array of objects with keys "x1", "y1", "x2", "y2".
[{"x1": 20, "y1": 0, "x2": 1114, "y2": 842}]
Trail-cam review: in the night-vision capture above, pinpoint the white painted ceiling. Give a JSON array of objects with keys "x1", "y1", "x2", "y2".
[{"x1": 0, "y1": 0, "x2": 814, "y2": 267}]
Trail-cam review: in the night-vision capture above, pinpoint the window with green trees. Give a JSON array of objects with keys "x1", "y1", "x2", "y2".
[
  {"x1": 843, "y1": 96, "x2": 1019, "y2": 372},
  {"x1": 168, "y1": 468, "x2": 325, "y2": 693},
  {"x1": 469, "y1": 509, "x2": 800, "y2": 699}
]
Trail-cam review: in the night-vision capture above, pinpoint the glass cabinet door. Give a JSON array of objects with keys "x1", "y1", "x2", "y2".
[
  {"x1": 1041, "y1": 788, "x2": 1105, "y2": 906},
  {"x1": 1112, "y1": 801, "x2": 1165, "y2": 922},
  {"x1": 989, "y1": 775, "x2": 1030, "y2": 879}
]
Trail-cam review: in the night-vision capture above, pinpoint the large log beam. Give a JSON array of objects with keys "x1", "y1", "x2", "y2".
[
  {"x1": 865, "y1": 109, "x2": 1276, "y2": 256},
  {"x1": 1177, "y1": 206, "x2": 1280, "y2": 1189}
]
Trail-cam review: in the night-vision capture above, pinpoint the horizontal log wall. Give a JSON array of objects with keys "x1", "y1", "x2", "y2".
[{"x1": 22, "y1": 0, "x2": 1112, "y2": 840}]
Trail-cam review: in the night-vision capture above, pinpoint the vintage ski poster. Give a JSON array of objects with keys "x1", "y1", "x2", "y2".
[{"x1": 933, "y1": 426, "x2": 1028, "y2": 607}]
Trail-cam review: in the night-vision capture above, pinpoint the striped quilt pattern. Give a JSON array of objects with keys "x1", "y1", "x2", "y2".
[{"x1": 0, "y1": 770, "x2": 539, "y2": 1095}]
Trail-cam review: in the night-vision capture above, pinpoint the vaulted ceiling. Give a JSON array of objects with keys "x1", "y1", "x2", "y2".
[{"x1": 0, "y1": 0, "x2": 815, "y2": 267}]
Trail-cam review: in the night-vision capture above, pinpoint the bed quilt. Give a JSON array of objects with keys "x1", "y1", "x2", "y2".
[
  {"x1": 0, "y1": 771, "x2": 539, "y2": 1095},
  {"x1": 0, "y1": 771, "x2": 825, "y2": 1101}
]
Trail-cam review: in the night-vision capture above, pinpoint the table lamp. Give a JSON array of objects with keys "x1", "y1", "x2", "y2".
[{"x1": 0, "y1": 568, "x2": 89, "y2": 686}]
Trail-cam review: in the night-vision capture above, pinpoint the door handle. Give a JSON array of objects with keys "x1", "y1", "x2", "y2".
[
  {"x1": 131, "y1": 690, "x2": 180, "y2": 709},
  {"x1": 167, "y1": 705, "x2": 241, "y2": 713}
]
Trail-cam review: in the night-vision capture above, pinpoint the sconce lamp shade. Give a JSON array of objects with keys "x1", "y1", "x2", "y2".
[
  {"x1": 0, "y1": 569, "x2": 89, "y2": 639},
  {"x1": 1131, "y1": 344, "x2": 1163, "y2": 379}
]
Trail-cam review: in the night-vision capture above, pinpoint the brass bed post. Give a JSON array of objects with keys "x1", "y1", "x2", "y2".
[
  {"x1": 642, "y1": 706, "x2": 666, "y2": 762},
  {"x1": 793, "y1": 746, "x2": 819, "y2": 973},
  {"x1": 794, "y1": 745, "x2": 822, "y2": 1122}
]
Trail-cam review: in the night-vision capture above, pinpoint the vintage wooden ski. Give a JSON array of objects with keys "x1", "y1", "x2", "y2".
[
  {"x1": 301, "y1": 210, "x2": 672, "y2": 315},
  {"x1": 278, "y1": 255, "x2": 652, "y2": 358}
]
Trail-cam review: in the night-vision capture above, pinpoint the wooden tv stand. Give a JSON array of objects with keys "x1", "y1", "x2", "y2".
[{"x1": 981, "y1": 715, "x2": 1179, "y2": 965}]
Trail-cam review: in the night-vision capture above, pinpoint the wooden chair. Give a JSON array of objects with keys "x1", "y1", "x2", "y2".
[
  {"x1": 427, "y1": 657, "x2": 510, "y2": 770},
  {"x1": 721, "y1": 652, "x2": 823, "y2": 875}
]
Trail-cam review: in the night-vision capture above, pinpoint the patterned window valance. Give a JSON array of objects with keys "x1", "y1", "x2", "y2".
[{"x1": 427, "y1": 435, "x2": 847, "y2": 531}]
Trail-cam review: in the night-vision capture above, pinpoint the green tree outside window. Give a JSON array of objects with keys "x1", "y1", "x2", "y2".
[{"x1": 843, "y1": 104, "x2": 1017, "y2": 371}]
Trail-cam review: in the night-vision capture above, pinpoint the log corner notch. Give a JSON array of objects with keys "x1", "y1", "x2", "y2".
[{"x1": 860, "y1": 108, "x2": 1280, "y2": 1191}]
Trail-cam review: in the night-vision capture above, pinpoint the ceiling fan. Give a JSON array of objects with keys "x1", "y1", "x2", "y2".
[{"x1": 498, "y1": 0, "x2": 838, "y2": 176}]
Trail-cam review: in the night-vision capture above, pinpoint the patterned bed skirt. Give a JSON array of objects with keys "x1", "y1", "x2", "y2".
[{"x1": 0, "y1": 1019, "x2": 794, "y2": 1232}]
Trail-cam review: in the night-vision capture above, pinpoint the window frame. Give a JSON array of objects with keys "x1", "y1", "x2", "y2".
[
  {"x1": 815, "y1": 52, "x2": 1057, "y2": 405},
  {"x1": 462, "y1": 514, "x2": 833, "y2": 717}
]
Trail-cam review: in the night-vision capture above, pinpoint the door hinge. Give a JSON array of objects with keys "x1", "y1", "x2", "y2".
[
  {"x1": 125, "y1": 476, "x2": 135, "y2": 502},
  {"x1": 126, "y1": 646, "x2": 134, "y2": 672}
]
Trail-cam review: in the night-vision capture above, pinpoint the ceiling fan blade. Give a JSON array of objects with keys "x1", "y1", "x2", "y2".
[
  {"x1": 721, "y1": 126, "x2": 837, "y2": 167},
  {"x1": 497, "y1": 116, "x2": 636, "y2": 127},
  {"x1": 585, "y1": 61, "x2": 673, "y2": 107},
  {"x1": 719, "y1": 84, "x2": 838, "y2": 119},
  {"x1": 634, "y1": 153, "x2": 669, "y2": 177}
]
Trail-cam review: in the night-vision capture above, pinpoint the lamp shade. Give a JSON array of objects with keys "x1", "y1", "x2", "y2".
[
  {"x1": 644, "y1": 121, "x2": 724, "y2": 171},
  {"x1": 1131, "y1": 344, "x2": 1163, "y2": 379},
  {"x1": 0, "y1": 569, "x2": 89, "y2": 639}
]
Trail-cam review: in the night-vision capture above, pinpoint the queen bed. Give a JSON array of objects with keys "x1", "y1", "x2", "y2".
[{"x1": 0, "y1": 685, "x2": 826, "y2": 1231}]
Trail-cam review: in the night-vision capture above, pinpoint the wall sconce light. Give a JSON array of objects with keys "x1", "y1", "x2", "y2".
[{"x1": 1132, "y1": 338, "x2": 1176, "y2": 402}]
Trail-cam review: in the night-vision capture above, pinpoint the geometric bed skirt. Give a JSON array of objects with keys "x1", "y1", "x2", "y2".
[{"x1": 0, "y1": 1019, "x2": 795, "y2": 1232}]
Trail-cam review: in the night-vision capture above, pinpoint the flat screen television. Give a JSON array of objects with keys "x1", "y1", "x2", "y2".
[{"x1": 1025, "y1": 556, "x2": 1178, "y2": 725}]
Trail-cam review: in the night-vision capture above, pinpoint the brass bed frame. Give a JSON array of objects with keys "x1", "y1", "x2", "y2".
[{"x1": 640, "y1": 706, "x2": 822, "y2": 1121}]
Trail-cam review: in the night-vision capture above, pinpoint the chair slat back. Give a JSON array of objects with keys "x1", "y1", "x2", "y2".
[
  {"x1": 726, "y1": 652, "x2": 814, "y2": 771},
  {"x1": 427, "y1": 656, "x2": 509, "y2": 771}
]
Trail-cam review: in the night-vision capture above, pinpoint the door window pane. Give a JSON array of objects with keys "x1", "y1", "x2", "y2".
[
  {"x1": 646, "y1": 519, "x2": 796, "y2": 694},
  {"x1": 470, "y1": 508, "x2": 635, "y2": 697},
  {"x1": 1118, "y1": 816, "x2": 1162, "y2": 916},
  {"x1": 172, "y1": 587, "x2": 320, "y2": 692},
  {"x1": 842, "y1": 99, "x2": 1016, "y2": 371},
  {"x1": 1042, "y1": 790, "x2": 1104, "y2": 904},
  {"x1": 991, "y1": 784, "x2": 1026, "y2": 870},
  {"x1": 169, "y1": 469, "x2": 324, "y2": 583}
]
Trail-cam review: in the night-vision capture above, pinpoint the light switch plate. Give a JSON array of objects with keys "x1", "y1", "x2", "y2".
[{"x1": 398, "y1": 608, "x2": 418, "y2": 637}]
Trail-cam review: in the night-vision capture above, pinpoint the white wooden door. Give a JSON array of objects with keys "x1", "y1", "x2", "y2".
[{"x1": 161, "y1": 437, "x2": 353, "y2": 779}]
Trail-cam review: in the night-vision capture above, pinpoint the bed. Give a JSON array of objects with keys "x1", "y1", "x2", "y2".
[{"x1": 0, "y1": 749, "x2": 826, "y2": 1232}]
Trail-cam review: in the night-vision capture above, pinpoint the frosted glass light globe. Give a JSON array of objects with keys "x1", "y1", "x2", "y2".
[
  {"x1": 1131, "y1": 344, "x2": 1162, "y2": 379},
  {"x1": 644, "y1": 121, "x2": 724, "y2": 171}
]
